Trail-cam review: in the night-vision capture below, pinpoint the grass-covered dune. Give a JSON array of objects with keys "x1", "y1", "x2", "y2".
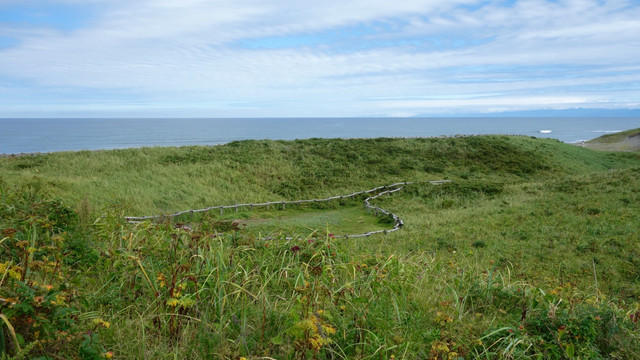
[
  {"x1": 583, "y1": 128, "x2": 640, "y2": 152},
  {"x1": 1, "y1": 135, "x2": 640, "y2": 359}
]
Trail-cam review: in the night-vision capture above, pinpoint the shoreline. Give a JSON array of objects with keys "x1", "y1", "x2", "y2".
[
  {"x1": 1, "y1": 134, "x2": 535, "y2": 157},
  {"x1": 3, "y1": 129, "x2": 638, "y2": 157},
  {"x1": 3, "y1": 117, "x2": 637, "y2": 155}
]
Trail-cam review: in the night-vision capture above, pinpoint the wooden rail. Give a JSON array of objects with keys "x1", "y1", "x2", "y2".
[{"x1": 125, "y1": 180, "x2": 451, "y2": 238}]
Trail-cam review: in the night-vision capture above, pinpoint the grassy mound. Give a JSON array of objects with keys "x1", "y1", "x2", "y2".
[
  {"x1": 1, "y1": 136, "x2": 640, "y2": 359},
  {"x1": 583, "y1": 128, "x2": 640, "y2": 152},
  {"x1": 2, "y1": 135, "x2": 637, "y2": 215}
]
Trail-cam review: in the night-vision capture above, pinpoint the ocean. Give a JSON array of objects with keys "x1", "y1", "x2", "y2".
[{"x1": 1, "y1": 117, "x2": 638, "y2": 154}]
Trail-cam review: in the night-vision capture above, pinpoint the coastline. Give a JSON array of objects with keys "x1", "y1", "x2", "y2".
[
  {"x1": 2, "y1": 134, "x2": 536, "y2": 157},
  {"x1": 2, "y1": 117, "x2": 638, "y2": 154}
]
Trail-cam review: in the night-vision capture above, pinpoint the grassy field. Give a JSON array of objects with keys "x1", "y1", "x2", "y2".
[
  {"x1": 583, "y1": 128, "x2": 640, "y2": 152},
  {"x1": 1, "y1": 135, "x2": 640, "y2": 359}
]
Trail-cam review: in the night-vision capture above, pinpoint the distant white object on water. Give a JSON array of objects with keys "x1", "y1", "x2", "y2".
[{"x1": 539, "y1": 130, "x2": 552, "y2": 133}]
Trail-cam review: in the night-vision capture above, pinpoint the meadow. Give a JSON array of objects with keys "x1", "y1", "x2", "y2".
[{"x1": 1, "y1": 134, "x2": 640, "y2": 359}]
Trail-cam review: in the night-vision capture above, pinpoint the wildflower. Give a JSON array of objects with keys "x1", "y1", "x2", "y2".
[
  {"x1": 103, "y1": 351, "x2": 114, "y2": 359},
  {"x1": 328, "y1": 233, "x2": 335, "y2": 239},
  {"x1": 166, "y1": 297, "x2": 195, "y2": 309},
  {"x1": 50, "y1": 294, "x2": 66, "y2": 306},
  {"x1": 295, "y1": 314, "x2": 335, "y2": 352},
  {"x1": 435, "y1": 311, "x2": 453, "y2": 324},
  {"x1": 93, "y1": 318, "x2": 111, "y2": 328},
  {"x1": 322, "y1": 324, "x2": 336, "y2": 335},
  {"x1": 290, "y1": 245, "x2": 301, "y2": 253},
  {"x1": 0, "y1": 262, "x2": 21, "y2": 281},
  {"x1": 156, "y1": 273, "x2": 166, "y2": 288}
]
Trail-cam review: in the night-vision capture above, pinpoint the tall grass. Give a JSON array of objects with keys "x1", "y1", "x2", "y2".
[
  {"x1": 1, "y1": 136, "x2": 639, "y2": 358},
  {"x1": 3, "y1": 136, "x2": 637, "y2": 215}
]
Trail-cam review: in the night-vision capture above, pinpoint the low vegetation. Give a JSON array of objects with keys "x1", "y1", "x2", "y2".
[
  {"x1": 1, "y1": 135, "x2": 639, "y2": 359},
  {"x1": 583, "y1": 128, "x2": 640, "y2": 152}
]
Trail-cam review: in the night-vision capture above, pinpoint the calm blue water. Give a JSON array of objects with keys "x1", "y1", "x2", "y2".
[{"x1": 1, "y1": 117, "x2": 638, "y2": 154}]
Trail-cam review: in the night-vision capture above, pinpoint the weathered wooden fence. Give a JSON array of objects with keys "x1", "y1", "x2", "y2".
[{"x1": 125, "y1": 180, "x2": 451, "y2": 239}]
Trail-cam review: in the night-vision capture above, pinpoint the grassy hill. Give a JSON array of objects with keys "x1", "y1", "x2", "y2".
[
  {"x1": 1, "y1": 136, "x2": 639, "y2": 359},
  {"x1": 582, "y1": 128, "x2": 640, "y2": 152}
]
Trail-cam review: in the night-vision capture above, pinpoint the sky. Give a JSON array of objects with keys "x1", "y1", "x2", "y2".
[{"x1": 0, "y1": 0, "x2": 639, "y2": 118}]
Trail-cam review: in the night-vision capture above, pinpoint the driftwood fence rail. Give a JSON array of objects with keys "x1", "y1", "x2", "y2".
[{"x1": 125, "y1": 180, "x2": 451, "y2": 239}]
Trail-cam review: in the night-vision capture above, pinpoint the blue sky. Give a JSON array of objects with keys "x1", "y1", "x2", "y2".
[{"x1": 0, "y1": 0, "x2": 639, "y2": 117}]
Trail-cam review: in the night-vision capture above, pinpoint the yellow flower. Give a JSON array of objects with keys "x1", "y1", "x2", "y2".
[
  {"x1": 322, "y1": 324, "x2": 336, "y2": 335},
  {"x1": 103, "y1": 351, "x2": 114, "y2": 359},
  {"x1": 156, "y1": 273, "x2": 166, "y2": 288},
  {"x1": 166, "y1": 297, "x2": 195, "y2": 308},
  {"x1": 50, "y1": 294, "x2": 66, "y2": 306},
  {"x1": 0, "y1": 262, "x2": 21, "y2": 281},
  {"x1": 93, "y1": 318, "x2": 111, "y2": 328}
]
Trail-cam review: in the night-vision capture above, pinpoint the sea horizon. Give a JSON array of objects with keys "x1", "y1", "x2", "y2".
[{"x1": 1, "y1": 117, "x2": 638, "y2": 155}]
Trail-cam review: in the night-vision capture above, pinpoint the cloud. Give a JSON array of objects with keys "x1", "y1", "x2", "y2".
[{"x1": 0, "y1": 0, "x2": 638, "y2": 116}]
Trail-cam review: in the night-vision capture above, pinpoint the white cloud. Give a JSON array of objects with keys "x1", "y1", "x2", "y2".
[{"x1": 0, "y1": 0, "x2": 638, "y2": 116}]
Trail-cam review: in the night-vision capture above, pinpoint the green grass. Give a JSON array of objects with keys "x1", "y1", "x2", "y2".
[
  {"x1": 584, "y1": 128, "x2": 640, "y2": 151},
  {"x1": 235, "y1": 206, "x2": 391, "y2": 236},
  {"x1": 587, "y1": 128, "x2": 640, "y2": 144},
  {"x1": 4, "y1": 136, "x2": 637, "y2": 216},
  {"x1": 1, "y1": 136, "x2": 640, "y2": 359},
  {"x1": 191, "y1": 205, "x2": 392, "y2": 238}
]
